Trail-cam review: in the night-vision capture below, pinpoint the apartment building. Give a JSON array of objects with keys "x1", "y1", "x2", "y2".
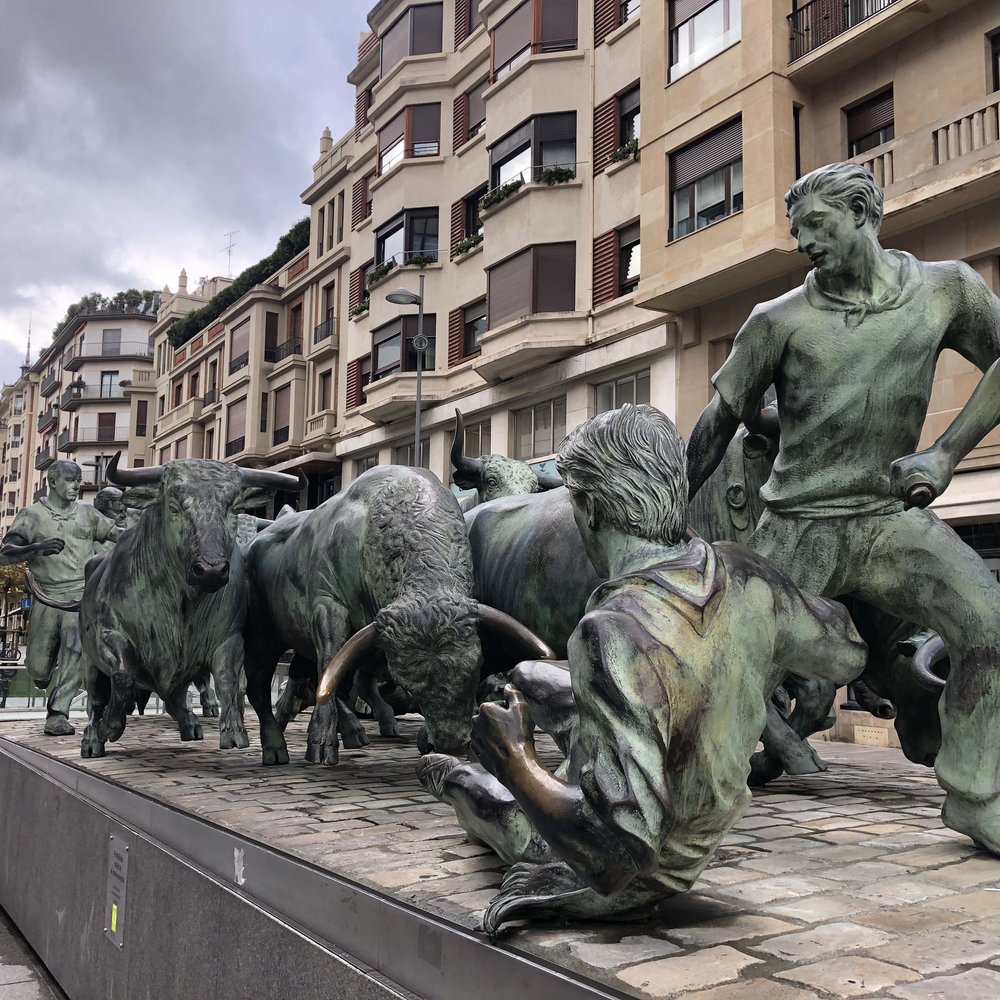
[{"x1": 0, "y1": 371, "x2": 37, "y2": 537}]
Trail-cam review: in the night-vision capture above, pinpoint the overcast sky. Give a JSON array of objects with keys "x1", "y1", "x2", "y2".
[{"x1": 0, "y1": 1, "x2": 370, "y2": 386}]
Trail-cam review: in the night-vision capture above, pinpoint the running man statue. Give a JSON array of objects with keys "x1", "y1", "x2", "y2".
[
  {"x1": 0, "y1": 461, "x2": 117, "y2": 734},
  {"x1": 687, "y1": 161, "x2": 1000, "y2": 853}
]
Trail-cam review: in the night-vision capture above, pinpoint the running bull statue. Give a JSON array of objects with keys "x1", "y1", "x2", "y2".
[
  {"x1": 243, "y1": 465, "x2": 553, "y2": 766},
  {"x1": 28, "y1": 453, "x2": 302, "y2": 758}
]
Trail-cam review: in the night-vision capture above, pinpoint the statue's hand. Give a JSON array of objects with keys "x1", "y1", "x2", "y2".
[
  {"x1": 471, "y1": 684, "x2": 534, "y2": 782},
  {"x1": 482, "y1": 861, "x2": 589, "y2": 938},
  {"x1": 889, "y1": 446, "x2": 955, "y2": 509},
  {"x1": 35, "y1": 537, "x2": 65, "y2": 557}
]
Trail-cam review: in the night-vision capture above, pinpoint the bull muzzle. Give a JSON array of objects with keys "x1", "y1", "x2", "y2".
[{"x1": 188, "y1": 558, "x2": 230, "y2": 590}]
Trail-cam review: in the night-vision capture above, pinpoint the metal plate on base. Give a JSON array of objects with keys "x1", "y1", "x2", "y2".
[{"x1": 104, "y1": 833, "x2": 129, "y2": 949}]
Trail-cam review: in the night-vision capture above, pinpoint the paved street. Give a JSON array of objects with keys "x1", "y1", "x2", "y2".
[
  {"x1": 0, "y1": 906, "x2": 66, "y2": 1000},
  {"x1": 3, "y1": 713, "x2": 1000, "y2": 999}
]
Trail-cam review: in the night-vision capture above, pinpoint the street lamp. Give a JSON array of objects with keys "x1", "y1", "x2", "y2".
[{"x1": 385, "y1": 273, "x2": 427, "y2": 465}]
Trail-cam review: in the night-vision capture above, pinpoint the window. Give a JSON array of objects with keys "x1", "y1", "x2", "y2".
[
  {"x1": 230, "y1": 319, "x2": 250, "y2": 373},
  {"x1": 273, "y1": 385, "x2": 291, "y2": 445},
  {"x1": 356, "y1": 453, "x2": 379, "y2": 475},
  {"x1": 172, "y1": 380, "x2": 183, "y2": 408},
  {"x1": 512, "y1": 397, "x2": 567, "y2": 459},
  {"x1": 337, "y1": 191, "x2": 345, "y2": 242},
  {"x1": 490, "y1": 0, "x2": 578, "y2": 81},
  {"x1": 97, "y1": 412, "x2": 117, "y2": 443},
  {"x1": 376, "y1": 209, "x2": 439, "y2": 265},
  {"x1": 371, "y1": 315, "x2": 437, "y2": 382},
  {"x1": 317, "y1": 207, "x2": 325, "y2": 256},
  {"x1": 487, "y1": 243, "x2": 576, "y2": 328},
  {"x1": 378, "y1": 104, "x2": 441, "y2": 172},
  {"x1": 846, "y1": 88, "x2": 894, "y2": 157},
  {"x1": 157, "y1": 394, "x2": 165, "y2": 417},
  {"x1": 12, "y1": 395, "x2": 23, "y2": 415},
  {"x1": 100, "y1": 371, "x2": 120, "y2": 398},
  {"x1": 618, "y1": 222, "x2": 640, "y2": 294},
  {"x1": 204, "y1": 428, "x2": 215, "y2": 459},
  {"x1": 226, "y1": 398, "x2": 247, "y2": 456},
  {"x1": 381, "y1": 3, "x2": 443, "y2": 78},
  {"x1": 318, "y1": 369, "x2": 333, "y2": 411},
  {"x1": 669, "y1": 0, "x2": 741, "y2": 81},
  {"x1": 135, "y1": 399, "x2": 148, "y2": 437},
  {"x1": 393, "y1": 437, "x2": 431, "y2": 469},
  {"x1": 619, "y1": 84, "x2": 640, "y2": 143},
  {"x1": 466, "y1": 186, "x2": 487, "y2": 238},
  {"x1": 288, "y1": 302, "x2": 304, "y2": 342},
  {"x1": 595, "y1": 369, "x2": 650, "y2": 413},
  {"x1": 365, "y1": 173, "x2": 374, "y2": 217},
  {"x1": 464, "y1": 299, "x2": 487, "y2": 356},
  {"x1": 190, "y1": 371, "x2": 200, "y2": 399},
  {"x1": 468, "y1": 78, "x2": 487, "y2": 137},
  {"x1": 992, "y1": 33, "x2": 1000, "y2": 93},
  {"x1": 464, "y1": 418, "x2": 491, "y2": 459},
  {"x1": 159, "y1": 447, "x2": 171, "y2": 464},
  {"x1": 175, "y1": 438, "x2": 188, "y2": 460},
  {"x1": 670, "y1": 118, "x2": 743, "y2": 240},
  {"x1": 102, "y1": 328, "x2": 122, "y2": 354},
  {"x1": 470, "y1": 0, "x2": 482, "y2": 32},
  {"x1": 489, "y1": 113, "x2": 577, "y2": 188}
]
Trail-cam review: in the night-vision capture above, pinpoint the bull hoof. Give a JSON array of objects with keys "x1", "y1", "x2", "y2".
[
  {"x1": 99, "y1": 710, "x2": 127, "y2": 744},
  {"x1": 80, "y1": 727, "x2": 106, "y2": 758},
  {"x1": 305, "y1": 742, "x2": 339, "y2": 766},
  {"x1": 219, "y1": 727, "x2": 250, "y2": 750},
  {"x1": 261, "y1": 744, "x2": 289, "y2": 766},
  {"x1": 340, "y1": 721, "x2": 369, "y2": 750},
  {"x1": 202, "y1": 702, "x2": 221, "y2": 718},
  {"x1": 179, "y1": 721, "x2": 204, "y2": 742},
  {"x1": 376, "y1": 712, "x2": 400, "y2": 738}
]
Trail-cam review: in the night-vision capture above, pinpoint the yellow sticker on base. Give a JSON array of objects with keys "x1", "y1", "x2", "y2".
[{"x1": 111, "y1": 904, "x2": 118, "y2": 932}]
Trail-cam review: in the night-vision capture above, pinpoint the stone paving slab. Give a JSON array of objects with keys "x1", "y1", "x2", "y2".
[
  {"x1": 0, "y1": 908, "x2": 66, "y2": 1000},
  {"x1": 3, "y1": 714, "x2": 1000, "y2": 999}
]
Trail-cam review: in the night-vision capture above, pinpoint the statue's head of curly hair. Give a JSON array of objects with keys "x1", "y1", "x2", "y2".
[{"x1": 375, "y1": 594, "x2": 481, "y2": 754}]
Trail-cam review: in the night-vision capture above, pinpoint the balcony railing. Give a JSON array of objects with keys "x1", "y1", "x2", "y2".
[
  {"x1": 64, "y1": 341, "x2": 152, "y2": 370},
  {"x1": 481, "y1": 162, "x2": 579, "y2": 210},
  {"x1": 788, "y1": 0, "x2": 898, "y2": 62},
  {"x1": 224, "y1": 436, "x2": 246, "y2": 457},
  {"x1": 8, "y1": 438, "x2": 22, "y2": 450},
  {"x1": 314, "y1": 318, "x2": 336, "y2": 345},
  {"x1": 3, "y1": 506, "x2": 15, "y2": 517},
  {"x1": 59, "y1": 426, "x2": 129, "y2": 449},
  {"x1": 61, "y1": 385, "x2": 126, "y2": 409},
  {"x1": 621, "y1": 0, "x2": 640, "y2": 22},
  {"x1": 490, "y1": 38, "x2": 577, "y2": 83},
  {"x1": 932, "y1": 92, "x2": 1000, "y2": 167},
  {"x1": 40, "y1": 372, "x2": 59, "y2": 397},
  {"x1": 34, "y1": 448, "x2": 55, "y2": 471},
  {"x1": 228, "y1": 352, "x2": 250, "y2": 375},
  {"x1": 272, "y1": 426, "x2": 290, "y2": 447},
  {"x1": 203, "y1": 387, "x2": 219, "y2": 406},
  {"x1": 135, "y1": 423, "x2": 147, "y2": 437},
  {"x1": 264, "y1": 338, "x2": 303, "y2": 363},
  {"x1": 37, "y1": 408, "x2": 58, "y2": 434}
]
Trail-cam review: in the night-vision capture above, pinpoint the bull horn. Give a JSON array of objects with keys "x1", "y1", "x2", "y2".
[
  {"x1": 477, "y1": 605, "x2": 556, "y2": 660},
  {"x1": 451, "y1": 409, "x2": 483, "y2": 489},
  {"x1": 25, "y1": 569, "x2": 81, "y2": 613},
  {"x1": 252, "y1": 517, "x2": 274, "y2": 531},
  {"x1": 851, "y1": 678, "x2": 897, "y2": 720},
  {"x1": 317, "y1": 623, "x2": 379, "y2": 705},
  {"x1": 106, "y1": 450, "x2": 164, "y2": 487},
  {"x1": 534, "y1": 470, "x2": 564, "y2": 491},
  {"x1": 911, "y1": 633, "x2": 948, "y2": 690},
  {"x1": 238, "y1": 466, "x2": 305, "y2": 493}
]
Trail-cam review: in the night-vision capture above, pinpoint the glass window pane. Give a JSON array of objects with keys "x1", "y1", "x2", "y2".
[
  {"x1": 376, "y1": 334, "x2": 401, "y2": 371},
  {"x1": 409, "y1": 212, "x2": 439, "y2": 257},
  {"x1": 498, "y1": 146, "x2": 530, "y2": 185},
  {"x1": 596, "y1": 380, "x2": 615, "y2": 413},
  {"x1": 692, "y1": 2, "x2": 725, "y2": 54},
  {"x1": 533, "y1": 401, "x2": 553, "y2": 457},
  {"x1": 540, "y1": 139, "x2": 576, "y2": 169},
  {"x1": 636, "y1": 369, "x2": 651, "y2": 404},
  {"x1": 616, "y1": 376, "x2": 635, "y2": 407},
  {"x1": 380, "y1": 137, "x2": 405, "y2": 172},
  {"x1": 673, "y1": 185, "x2": 692, "y2": 238},
  {"x1": 695, "y1": 167, "x2": 727, "y2": 229},
  {"x1": 731, "y1": 158, "x2": 743, "y2": 212},
  {"x1": 553, "y1": 396, "x2": 566, "y2": 447},
  {"x1": 514, "y1": 407, "x2": 533, "y2": 459},
  {"x1": 379, "y1": 222, "x2": 405, "y2": 264}
]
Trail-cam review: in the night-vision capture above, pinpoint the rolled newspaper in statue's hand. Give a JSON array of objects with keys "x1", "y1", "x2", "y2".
[{"x1": 901, "y1": 475, "x2": 937, "y2": 510}]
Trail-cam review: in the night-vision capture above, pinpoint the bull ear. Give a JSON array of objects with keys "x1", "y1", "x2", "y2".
[
  {"x1": 120, "y1": 486, "x2": 160, "y2": 509},
  {"x1": 534, "y1": 470, "x2": 563, "y2": 491}
]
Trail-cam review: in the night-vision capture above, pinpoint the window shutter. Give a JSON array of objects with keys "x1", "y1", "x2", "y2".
[
  {"x1": 448, "y1": 308, "x2": 465, "y2": 367},
  {"x1": 468, "y1": 78, "x2": 487, "y2": 130},
  {"x1": 489, "y1": 120, "x2": 533, "y2": 169},
  {"x1": 349, "y1": 266, "x2": 365, "y2": 311},
  {"x1": 593, "y1": 95, "x2": 618, "y2": 174},
  {"x1": 593, "y1": 230, "x2": 619, "y2": 306},
  {"x1": 411, "y1": 103, "x2": 441, "y2": 148},
  {"x1": 488, "y1": 248, "x2": 533, "y2": 328},
  {"x1": 534, "y1": 243, "x2": 576, "y2": 313},
  {"x1": 453, "y1": 92, "x2": 470, "y2": 150},
  {"x1": 537, "y1": 112, "x2": 576, "y2": 142},
  {"x1": 672, "y1": 0, "x2": 719, "y2": 24},
  {"x1": 539, "y1": 0, "x2": 578, "y2": 49},
  {"x1": 619, "y1": 84, "x2": 640, "y2": 116},
  {"x1": 455, "y1": 0, "x2": 471, "y2": 46},
  {"x1": 380, "y1": 12, "x2": 410, "y2": 76},
  {"x1": 450, "y1": 199, "x2": 465, "y2": 255},
  {"x1": 226, "y1": 398, "x2": 247, "y2": 442},
  {"x1": 354, "y1": 90, "x2": 369, "y2": 140},
  {"x1": 352, "y1": 177, "x2": 367, "y2": 229},
  {"x1": 594, "y1": 0, "x2": 619, "y2": 45},
  {"x1": 274, "y1": 385, "x2": 291, "y2": 427},
  {"x1": 671, "y1": 118, "x2": 742, "y2": 189},
  {"x1": 847, "y1": 89, "x2": 894, "y2": 144},
  {"x1": 346, "y1": 358, "x2": 362, "y2": 409},
  {"x1": 230, "y1": 319, "x2": 250, "y2": 358},
  {"x1": 379, "y1": 110, "x2": 406, "y2": 153},
  {"x1": 411, "y1": 3, "x2": 444, "y2": 55},
  {"x1": 492, "y1": 2, "x2": 531, "y2": 72}
]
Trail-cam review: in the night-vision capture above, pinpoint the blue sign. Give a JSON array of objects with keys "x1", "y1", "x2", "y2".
[{"x1": 20, "y1": 598, "x2": 31, "y2": 611}]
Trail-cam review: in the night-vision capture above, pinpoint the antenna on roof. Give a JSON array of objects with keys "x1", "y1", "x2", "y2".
[
  {"x1": 221, "y1": 230, "x2": 240, "y2": 278},
  {"x1": 21, "y1": 314, "x2": 31, "y2": 377}
]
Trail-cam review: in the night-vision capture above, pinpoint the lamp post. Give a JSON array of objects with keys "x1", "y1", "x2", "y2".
[{"x1": 385, "y1": 273, "x2": 427, "y2": 465}]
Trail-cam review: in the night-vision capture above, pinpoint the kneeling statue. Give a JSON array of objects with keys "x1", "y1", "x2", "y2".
[{"x1": 419, "y1": 404, "x2": 868, "y2": 935}]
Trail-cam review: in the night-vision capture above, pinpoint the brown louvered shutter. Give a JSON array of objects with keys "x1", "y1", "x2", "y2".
[
  {"x1": 594, "y1": 0, "x2": 619, "y2": 45},
  {"x1": 534, "y1": 243, "x2": 576, "y2": 313},
  {"x1": 593, "y1": 95, "x2": 618, "y2": 175},
  {"x1": 346, "y1": 359, "x2": 362, "y2": 409},
  {"x1": 448, "y1": 308, "x2": 465, "y2": 367},
  {"x1": 349, "y1": 266, "x2": 365, "y2": 311},
  {"x1": 453, "y1": 92, "x2": 470, "y2": 151},
  {"x1": 488, "y1": 248, "x2": 533, "y2": 328},
  {"x1": 354, "y1": 91, "x2": 368, "y2": 140},
  {"x1": 671, "y1": 118, "x2": 742, "y2": 189},
  {"x1": 455, "y1": 0, "x2": 471, "y2": 47},
  {"x1": 450, "y1": 199, "x2": 465, "y2": 256},
  {"x1": 847, "y1": 89, "x2": 894, "y2": 144},
  {"x1": 351, "y1": 177, "x2": 367, "y2": 229},
  {"x1": 593, "y1": 230, "x2": 618, "y2": 307}
]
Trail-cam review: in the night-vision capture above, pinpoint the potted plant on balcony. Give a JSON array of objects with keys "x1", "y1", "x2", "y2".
[
  {"x1": 479, "y1": 178, "x2": 524, "y2": 211},
  {"x1": 407, "y1": 253, "x2": 437, "y2": 267},
  {"x1": 539, "y1": 165, "x2": 576, "y2": 185},
  {"x1": 608, "y1": 137, "x2": 639, "y2": 165},
  {"x1": 452, "y1": 232, "x2": 484, "y2": 258},
  {"x1": 350, "y1": 295, "x2": 370, "y2": 319},
  {"x1": 366, "y1": 259, "x2": 397, "y2": 289}
]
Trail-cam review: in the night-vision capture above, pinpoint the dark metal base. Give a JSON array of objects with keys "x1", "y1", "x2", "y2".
[{"x1": 0, "y1": 736, "x2": 626, "y2": 1000}]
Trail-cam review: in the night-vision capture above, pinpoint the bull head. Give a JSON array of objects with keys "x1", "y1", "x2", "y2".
[{"x1": 451, "y1": 409, "x2": 563, "y2": 503}]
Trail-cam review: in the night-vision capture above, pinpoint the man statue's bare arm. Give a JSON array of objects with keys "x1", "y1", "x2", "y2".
[
  {"x1": 0, "y1": 532, "x2": 64, "y2": 565},
  {"x1": 686, "y1": 393, "x2": 741, "y2": 499}
]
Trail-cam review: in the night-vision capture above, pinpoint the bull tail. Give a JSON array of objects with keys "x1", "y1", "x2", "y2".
[{"x1": 25, "y1": 569, "x2": 81, "y2": 613}]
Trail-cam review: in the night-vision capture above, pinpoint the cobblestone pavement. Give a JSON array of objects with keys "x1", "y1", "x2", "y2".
[
  {"x1": 4, "y1": 713, "x2": 1000, "y2": 999},
  {"x1": 0, "y1": 906, "x2": 67, "y2": 1000}
]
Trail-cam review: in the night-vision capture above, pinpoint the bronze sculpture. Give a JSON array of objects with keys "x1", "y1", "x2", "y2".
[
  {"x1": 0, "y1": 461, "x2": 118, "y2": 735},
  {"x1": 687, "y1": 161, "x2": 1000, "y2": 853},
  {"x1": 420, "y1": 405, "x2": 868, "y2": 935}
]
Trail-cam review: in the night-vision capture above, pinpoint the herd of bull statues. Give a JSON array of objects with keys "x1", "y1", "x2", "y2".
[{"x1": 6, "y1": 162, "x2": 1000, "y2": 936}]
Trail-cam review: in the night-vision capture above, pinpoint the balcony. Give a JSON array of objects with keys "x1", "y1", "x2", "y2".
[
  {"x1": 34, "y1": 448, "x2": 55, "y2": 471},
  {"x1": 473, "y1": 313, "x2": 589, "y2": 383},
  {"x1": 64, "y1": 340, "x2": 152, "y2": 371},
  {"x1": 121, "y1": 370, "x2": 156, "y2": 395},
  {"x1": 272, "y1": 426, "x2": 290, "y2": 447},
  {"x1": 3, "y1": 506, "x2": 15, "y2": 517},
  {"x1": 313, "y1": 318, "x2": 338, "y2": 350},
  {"x1": 304, "y1": 411, "x2": 336, "y2": 439},
  {"x1": 61, "y1": 384, "x2": 126, "y2": 410},
  {"x1": 58, "y1": 425, "x2": 129, "y2": 452},
  {"x1": 789, "y1": 0, "x2": 897, "y2": 61},
  {"x1": 228, "y1": 352, "x2": 250, "y2": 376},
  {"x1": 224, "y1": 436, "x2": 246, "y2": 458},
  {"x1": 40, "y1": 372, "x2": 59, "y2": 397},
  {"x1": 203, "y1": 387, "x2": 219, "y2": 407},
  {"x1": 264, "y1": 338, "x2": 303, "y2": 364},
  {"x1": 359, "y1": 370, "x2": 451, "y2": 424},
  {"x1": 158, "y1": 396, "x2": 204, "y2": 433},
  {"x1": 37, "y1": 408, "x2": 58, "y2": 434},
  {"x1": 8, "y1": 438, "x2": 22, "y2": 451}
]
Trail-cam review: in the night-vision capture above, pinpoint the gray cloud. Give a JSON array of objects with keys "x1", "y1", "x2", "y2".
[{"x1": 0, "y1": 0, "x2": 367, "y2": 382}]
